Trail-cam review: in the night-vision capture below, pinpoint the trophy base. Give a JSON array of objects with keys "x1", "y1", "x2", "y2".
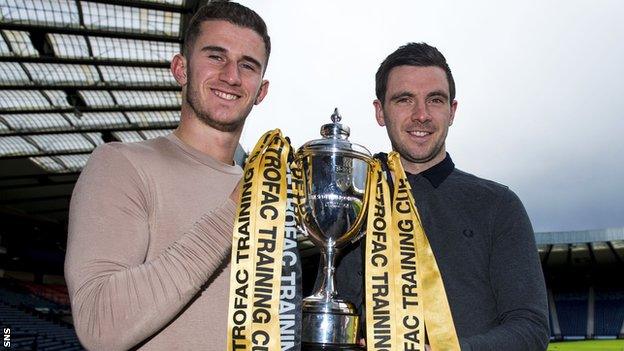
[
  {"x1": 302, "y1": 342, "x2": 365, "y2": 350},
  {"x1": 301, "y1": 301, "x2": 360, "y2": 346}
]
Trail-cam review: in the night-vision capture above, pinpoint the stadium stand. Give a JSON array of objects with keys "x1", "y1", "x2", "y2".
[
  {"x1": 20, "y1": 281, "x2": 70, "y2": 306},
  {"x1": 0, "y1": 280, "x2": 83, "y2": 350},
  {"x1": 594, "y1": 288, "x2": 624, "y2": 338},
  {"x1": 0, "y1": 1, "x2": 208, "y2": 348},
  {"x1": 537, "y1": 227, "x2": 624, "y2": 341},
  {"x1": 554, "y1": 289, "x2": 589, "y2": 339}
]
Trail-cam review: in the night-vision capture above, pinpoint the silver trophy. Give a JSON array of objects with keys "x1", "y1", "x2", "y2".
[{"x1": 294, "y1": 109, "x2": 372, "y2": 350}]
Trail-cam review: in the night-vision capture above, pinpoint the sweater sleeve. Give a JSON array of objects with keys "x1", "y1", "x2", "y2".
[
  {"x1": 64, "y1": 144, "x2": 237, "y2": 351},
  {"x1": 460, "y1": 189, "x2": 550, "y2": 351}
]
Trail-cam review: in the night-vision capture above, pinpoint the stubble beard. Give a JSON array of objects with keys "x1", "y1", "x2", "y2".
[
  {"x1": 185, "y1": 75, "x2": 253, "y2": 133},
  {"x1": 393, "y1": 137, "x2": 446, "y2": 165},
  {"x1": 388, "y1": 119, "x2": 448, "y2": 167}
]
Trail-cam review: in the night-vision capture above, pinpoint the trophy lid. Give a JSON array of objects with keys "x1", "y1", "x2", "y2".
[
  {"x1": 320, "y1": 108, "x2": 350, "y2": 139},
  {"x1": 297, "y1": 108, "x2": 371, "y2": 159}
]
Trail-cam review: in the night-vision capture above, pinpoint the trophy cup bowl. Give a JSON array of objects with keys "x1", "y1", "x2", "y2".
[{"x1": 295, "y1": 110, "x2": 372, "y2": 350}]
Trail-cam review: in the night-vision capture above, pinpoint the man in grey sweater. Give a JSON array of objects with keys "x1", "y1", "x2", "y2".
[
  {"x1": 335, "y1": 43, "x2": 549, "y2": 350},
  {"x1": 65, "y1": 2, "x2": 272, "y2": 350}
]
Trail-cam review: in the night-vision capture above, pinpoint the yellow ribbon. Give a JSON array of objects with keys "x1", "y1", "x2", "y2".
[
  {"x1": 365, "y1": 160, "x2": 398, "y2": 349},
  {"x1": 365, "y1": 152, "x2": 460, "y2": 351},
  {"x1": 227, "y1": 129, "x2": 291, "y2": 351}
]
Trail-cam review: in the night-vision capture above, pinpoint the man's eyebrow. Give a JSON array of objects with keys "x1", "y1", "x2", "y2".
[
  {"x1": 200, "y1": 45, "x2": 262, "y2": 69},
  {"x1": 241, "y1": 55, "x2": 262, "y2": 70},
  {"x1": 389, "y1": 91, "x2": 415, "y2": 101},
  {"x1": 427, "y1": 90, "x2": 449, "y2": 100},
  {"x1": 200, "y1": 45, "x2": 226, "y2": 54}
]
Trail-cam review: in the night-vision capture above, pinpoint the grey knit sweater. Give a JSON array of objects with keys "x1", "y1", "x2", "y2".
[{"x1": 334, "y1": 153, "x2": 549, "y2": 351}]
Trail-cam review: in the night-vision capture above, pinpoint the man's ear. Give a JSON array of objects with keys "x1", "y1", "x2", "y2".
[
  {"x1": 449, "y1": 99, "x2": 458, "y2": 126},
  {"x1": 254, "y1": 80, "x2": 269, "y2": 105},
  {"x1": 171, "y1": 53, "x2": 188, "y2": 86},
  {"x1": 373, "y1": 99, "x2": 386, "y2": 126}
]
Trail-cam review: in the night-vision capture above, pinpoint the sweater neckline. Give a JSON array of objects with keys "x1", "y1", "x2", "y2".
[{"x1": 165, "y1": 133, "x2": 242, "y2": 175}]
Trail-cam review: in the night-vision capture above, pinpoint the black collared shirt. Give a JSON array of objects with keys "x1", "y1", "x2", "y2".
[
  {"x1": 374, "y1": 152, "x2": 455, "y2": 189},
  {"x1": 412, "y1": 152, "x2": 455, "y2": 188},
  {"x1": 332, "y1": 153, "x2": 549, "y2": 350}
]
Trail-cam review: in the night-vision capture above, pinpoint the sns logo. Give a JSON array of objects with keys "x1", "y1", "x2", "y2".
[{"x1": 3, "y1": 327, "x2": 10, "y2": 347}]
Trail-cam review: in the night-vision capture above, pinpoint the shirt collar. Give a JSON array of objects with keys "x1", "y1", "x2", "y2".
[
  {"x1": 409, "y1": 153, "x2": 455, "y2": 188},
  {"x1": 375, "y1": 152, "x2": 455, "y2": 188}
]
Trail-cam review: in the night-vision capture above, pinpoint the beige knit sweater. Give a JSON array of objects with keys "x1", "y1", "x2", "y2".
[{"x1": 65, "y1": 134, "x2": 241, "y2": 350}]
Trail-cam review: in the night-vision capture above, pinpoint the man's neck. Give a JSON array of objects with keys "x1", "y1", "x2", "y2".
[
  {"x1": 174, "y1": 112, "x2": 241, "y2": 165},
  {"x1": 400, "y1": 148, "x2": 447, "y2": 175}
]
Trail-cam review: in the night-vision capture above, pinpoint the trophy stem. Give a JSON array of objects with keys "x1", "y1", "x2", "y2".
[
  {"x1": 317, "y1": 246, "x2": 339, "y2": 300},
  {"x1": 302, "y1": 245, "x2": 362, "y2": 348}
]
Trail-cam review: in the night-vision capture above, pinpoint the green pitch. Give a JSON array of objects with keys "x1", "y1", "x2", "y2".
[{"x1": 548, "y1": 339, "x2": 624, "y2": 351}]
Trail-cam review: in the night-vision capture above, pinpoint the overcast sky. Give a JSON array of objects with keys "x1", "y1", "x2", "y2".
[{"x1": 235, "y1": 0, "x2": 624, "y2": 232}]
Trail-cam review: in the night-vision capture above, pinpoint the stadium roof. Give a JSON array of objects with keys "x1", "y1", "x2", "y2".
[
  {"x1": 536, "y1": 227, "x2": 624, "y2": 245},
  {"x1": 537, "y1": 227, "x2": 624, "y2": 269},
  {"x1": 0, "y1": 0, "x2": 210, "y2": 222}
]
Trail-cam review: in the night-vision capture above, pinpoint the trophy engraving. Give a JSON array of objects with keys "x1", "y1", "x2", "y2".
[{"x1": 295, "y1": 109, "x2": 372, "y2": 350}]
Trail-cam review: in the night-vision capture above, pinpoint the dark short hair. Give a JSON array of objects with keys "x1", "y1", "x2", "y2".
[
  {"x1": 375, "y1": 42, "x2": 455, "y2": 105},
  {"x1": 183, "y1": 1, "x2": 271, "y2": 66}
]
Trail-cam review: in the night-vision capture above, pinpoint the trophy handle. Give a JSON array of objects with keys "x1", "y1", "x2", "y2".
[{"x1": 337, "y1": 156, "x2": 374, "y2": 248}]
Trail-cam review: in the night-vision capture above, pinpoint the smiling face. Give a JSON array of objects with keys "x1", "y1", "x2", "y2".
[
  {"x1": 374, "y1": 65, "x2": 457, "y2": 174},
  {"x1": 177, "y1": 20, "x2": 269, "y2": 133}
]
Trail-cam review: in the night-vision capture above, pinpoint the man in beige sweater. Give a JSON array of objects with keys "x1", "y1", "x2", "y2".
[{"x1": 65, "y1": 2, "x2": 271, "y2": 350}]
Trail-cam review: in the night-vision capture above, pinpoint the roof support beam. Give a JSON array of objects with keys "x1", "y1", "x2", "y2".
[
  {"x1": 0, "y1": 194, "x2": 71, "y2": 205},
  {"x1": 0, "y1": 23, "x2": 181, "y2": 43},
  {"x1": 1, "y1": 123, "x2": 178, "y2": 137},
  {"x1": 0, "y1": 54, "x2": 171, "y2": 68},
  {"x1": 607, "y1": 241, "x2": 623, "y2": 265},
  {"x1": 27, "y1": 207, "x2": 70, "y2": 215},
  {"x1": 85, "y1": 0, "x2": 190, "y2": 13},
  {"x1": 0, "y1": 172, "x2": 79, "y2": 181},
  {"x1": 1, "y1": 150, "x2": 92, "y2": 160},
  {"x1": 0, "y1": 106, "x2": 180, "y2": 115},
  {"x1": 0, "y1": 179, "x2": 77, "y2": 191},
  {"x1": 0, "y1": 84, "x2": 179, "y2": 91}
]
